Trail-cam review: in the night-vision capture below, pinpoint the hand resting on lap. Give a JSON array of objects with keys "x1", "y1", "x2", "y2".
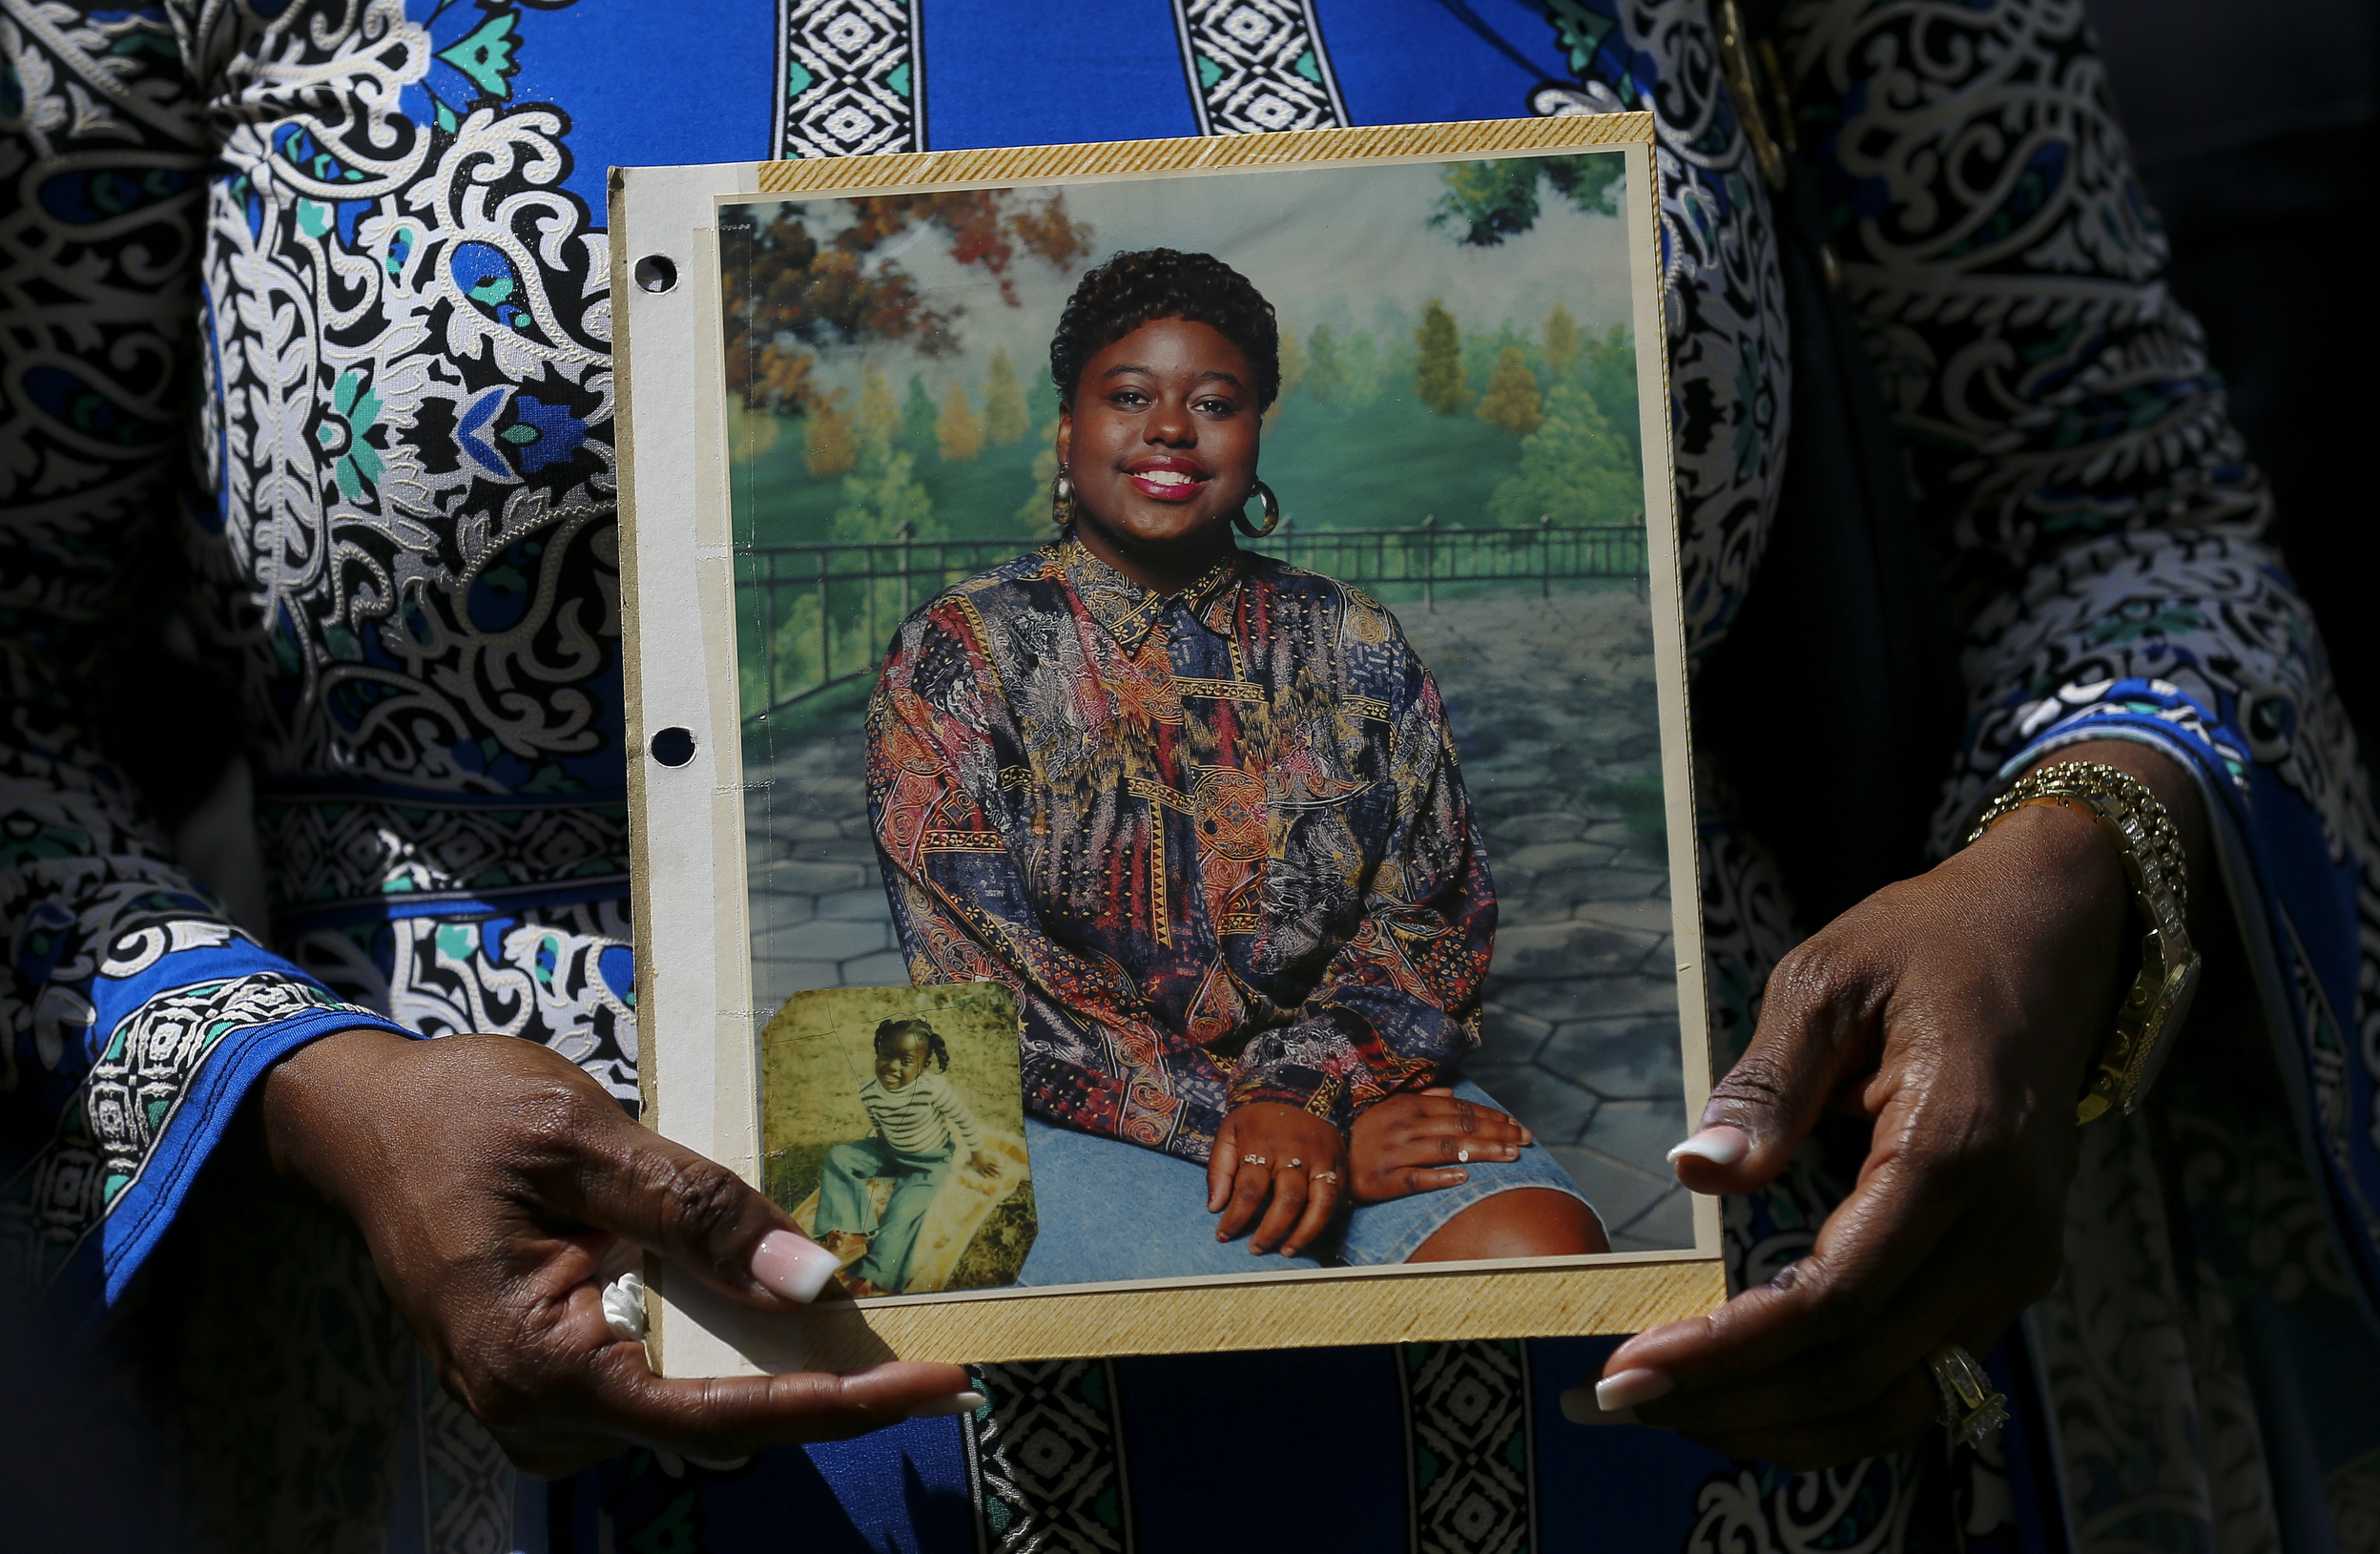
[{"x1": 1211, "y1": 1088, "x2": 1607, "y2": 1261}]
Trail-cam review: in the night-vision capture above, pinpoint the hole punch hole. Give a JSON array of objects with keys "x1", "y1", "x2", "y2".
[
  {"x1": 650, "y1": 727, "x2": 695, "y2": 767},
  {"x1": 633, "y1": 255, "x2": 677, "y2": 294}
]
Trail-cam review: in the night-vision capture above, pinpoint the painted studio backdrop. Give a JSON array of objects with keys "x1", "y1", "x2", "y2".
[{"x1": 719, "y1": 154, "x2": 1689, "y2": 1256}]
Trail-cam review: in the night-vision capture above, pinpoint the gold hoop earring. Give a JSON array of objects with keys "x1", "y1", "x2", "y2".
[
  {"x1": 1051, "y1": 467, "x2": 1076, "y2": 528},
  {"x1": 1232, "y1": 480, "x2": 1280, "y2": 539}
]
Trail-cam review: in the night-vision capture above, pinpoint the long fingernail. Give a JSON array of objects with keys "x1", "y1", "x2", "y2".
[
  {"x1": 1595, "y1": 1368, "x2": 1673, "y2": 1412},
  {"x1": 1666, "y1": 1125, "x2": 1750, "y2": 1169},
  {"x1": 1558, "y1": 1386, "x2": 1636, "y2": 1425},
  {"x1": 909, "y1": 1390, "x2": 986, "y2": 1418},
  {"x1": 752, "y1": 1230, "x2": 840, "y2": 1303}
]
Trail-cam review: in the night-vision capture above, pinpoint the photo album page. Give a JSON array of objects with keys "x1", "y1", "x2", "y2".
[{"x1": 614, "y1": 115, "x2": 1719, "y2": 1374}]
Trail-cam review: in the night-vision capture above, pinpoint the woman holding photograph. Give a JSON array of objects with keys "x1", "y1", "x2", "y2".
[
  {"x1": 865, "y1": 248, "x2": 1606, "y2": 1274},
  {"x1": 11, "y1": 1, "x2": 2378, "y2": 1550}
]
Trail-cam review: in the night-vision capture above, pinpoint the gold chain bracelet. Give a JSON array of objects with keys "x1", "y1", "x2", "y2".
[{"x1": 1966, "y1": 760, "x2": 2202, "y2": 1124}]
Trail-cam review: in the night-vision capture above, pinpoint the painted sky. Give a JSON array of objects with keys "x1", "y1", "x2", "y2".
[{"x1": 733, "y1": 155, "x2": 1636, "y2": 394}]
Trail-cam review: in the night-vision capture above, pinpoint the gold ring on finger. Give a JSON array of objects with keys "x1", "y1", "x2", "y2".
[
  {"x1": 1313, "y1": 1171, "x2": 1339, "y2": 1185},
  {"x1": 1926, "y1": 1344, "x2": 2008, "y2": 1452},
  {"x1": 1242, "y1": 1154, "x2": 1269, "y2": 1167}
]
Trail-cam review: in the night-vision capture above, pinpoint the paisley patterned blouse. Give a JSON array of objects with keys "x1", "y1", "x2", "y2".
[
  {"x1": 871, "y1": 536, "x2": 1494, "y2": 1160},
  {"x1": 3, "y1": 2, "x2": 2374, "y2": 1553}
]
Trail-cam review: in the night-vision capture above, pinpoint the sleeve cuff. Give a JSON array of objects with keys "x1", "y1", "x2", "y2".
[{"x1": 23, "y1": 967, "x2": 413, "y2": 1332}]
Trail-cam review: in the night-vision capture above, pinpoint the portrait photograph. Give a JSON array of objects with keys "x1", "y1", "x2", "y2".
[
  {"x1": 614, "y1": 116, "x2": 1720, "y2": 1373},
  {"x1": 761, "y1": 984, "x2": 1036, "y2": 1297}
]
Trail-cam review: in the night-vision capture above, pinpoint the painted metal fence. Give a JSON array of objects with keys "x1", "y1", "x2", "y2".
[{"x1": 738, "y1": 518, "x2": 1646, "y2": 723}]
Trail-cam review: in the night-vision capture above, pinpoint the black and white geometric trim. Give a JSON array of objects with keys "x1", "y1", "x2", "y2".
[
  {"x1": 1171, "y1": 0, "x2": 1349, "y2": 136},
  {"x1": 776, "y1": 0, "x2": 926, "y2": 159},
  {"x1": 1400, "y1": 1339, "x2": 1537, "y2": 1553}
]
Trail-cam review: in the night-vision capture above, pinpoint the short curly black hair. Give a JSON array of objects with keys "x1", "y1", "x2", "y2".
[{"x1": 1048, "y1": 249, "x2": 1280, "y2": 412}]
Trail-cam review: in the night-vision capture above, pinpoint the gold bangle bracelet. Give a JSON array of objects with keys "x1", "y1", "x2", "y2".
[{"x1": 1966, "y1": 760, "x2": 2202, "y2": 1124}]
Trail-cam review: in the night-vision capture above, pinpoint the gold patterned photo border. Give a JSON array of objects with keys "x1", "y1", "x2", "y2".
[
  {"x1": 611, "y1": 110, "x2": 1721, "y2": 1377},
  {"x1": 751, "y1": 112, "x2": 1657, "y2": 196}
]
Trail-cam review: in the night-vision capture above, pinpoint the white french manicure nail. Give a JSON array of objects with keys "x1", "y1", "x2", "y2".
[
  {"x1": 751, "y1": 1229, "x2": 840, "y2": 1303},
  {"x1": 1595, "y1": 1367, "x2": 1673, "y2": 1413},
  {"x1": 1558, "y1": 1386, "x2": 1637, "y2": 1425},
  {"x1": 1666, "y1": 1125, "x2": 1750, "y2": 1169},
  {"x1": 909, "y1": 1389, "x2": 987, "y2": 1418}
]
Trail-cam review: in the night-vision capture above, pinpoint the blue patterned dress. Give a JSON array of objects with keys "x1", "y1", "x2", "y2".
[{"x1": 4, "y1": 2, "x2": 2374, "y2": 1550}]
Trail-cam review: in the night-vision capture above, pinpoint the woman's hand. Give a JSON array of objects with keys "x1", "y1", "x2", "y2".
[
  {"x1": 1208, "y1": 1101, "x2": 1348, "y2": 1257},
  {"x1": 1581, "y1": 740, "x2": 2206, "y2": 1468},
  {"x1": 1349, "y1": 1087, "x2": 1532, "y2": 1202},
  {"x1": 261, "y1": 1027, "x2": 978, "y2": 1476}
]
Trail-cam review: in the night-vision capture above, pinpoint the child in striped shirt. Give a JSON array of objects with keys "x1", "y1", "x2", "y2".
[{"x1": 815, "y1": 1017, "x2": 1003, "y2": 1295}]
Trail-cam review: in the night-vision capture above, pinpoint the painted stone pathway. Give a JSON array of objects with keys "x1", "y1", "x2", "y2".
[{"x1": 746, "y1": 582, "x2": 1692, "y2": 1252}]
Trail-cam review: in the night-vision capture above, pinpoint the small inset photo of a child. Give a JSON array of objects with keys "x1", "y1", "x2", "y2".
[{"x1": 760, "y1": 984, "x2": 1035, "y2": 1297}]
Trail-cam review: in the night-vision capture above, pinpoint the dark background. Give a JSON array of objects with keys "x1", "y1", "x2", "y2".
[{"x1": 2090, "y1": 0, "x2": 2379, "y2": 742}]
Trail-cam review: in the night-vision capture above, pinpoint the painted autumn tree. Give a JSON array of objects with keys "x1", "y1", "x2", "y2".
[
  {"x1": 1277, "y1": 327, "x2": 1308, "y2": 402},
  {"x1": 1478, "y1": 344, "x2": 1543, "y2": 435},
  {"x1": 854, "y1": 366, "x2": 900, "y2": 451},
  {"x1": 1414, "y1": 300, "x2": 1467, "y2": 415},
  {"x1": 804, "y1": 393, "x2": 855, "y2": 477},
  {"x1": 1543, "y1": 301, "x2": 1583, "y2": 380},
  {"x1": 720, "y1": 190, "x2": 1093, "y2": 417},
  {"x1": 981, "y1": 347, "x2": 1029, "y2": 445},
  {"x1": 938, "y1": 380, "x2": 983, "y2": 463}
]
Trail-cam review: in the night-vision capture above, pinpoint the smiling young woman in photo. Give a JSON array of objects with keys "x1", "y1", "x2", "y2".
[{"x1": 864, "y1": 248, "x2": 1606, "y2": 1276}]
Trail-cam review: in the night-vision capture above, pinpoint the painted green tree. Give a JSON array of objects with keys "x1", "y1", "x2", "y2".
[
  {"x1": 836, "y1": 435, "x2": 935, "y2": 541},
  {"x1": 1414, "y1": 300, "x2": 1466, "y2": 415},
  {"x1": 1429, "y1": 154, "x2": 1625, "y2": 246},
  {"x1": 901, "y1": 374, "x2": 938, "y2": 451},
  {"x1": 1582, "y1": 324, "x2": 1641, "y2": 459},
  {"x1": 1487, "y1": 381, "x2": 1640, "y2": 527},
  {"x1": 1339, "y1": 330, "x2": 1383, "y2": 407},
  {"x1": 1306, "y1": 323, "x2": 1345, "y2": 404},
  {"x1": 1013, "y1": 416, "x2": 1064, "y2": 530},
  {"x1": 982, "y1": 347, "x2": 1029, "y2": 445}
]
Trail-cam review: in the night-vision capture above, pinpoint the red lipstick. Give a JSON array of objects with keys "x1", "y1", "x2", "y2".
[{"x1": 1124, "y1": 454, "x2": 1209, "y2": 503}]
